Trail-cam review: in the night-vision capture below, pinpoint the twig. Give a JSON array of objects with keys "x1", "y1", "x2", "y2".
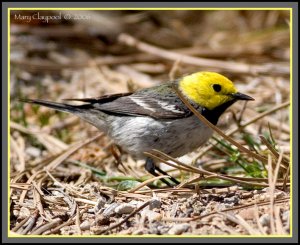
[
  {"x1": 31, "y1": 218, "x2": 62, "y2": 235},
  {"x1": 46, "y1": 133, "x2": 103, "y2": 170},
  {"x1": 146, "y1": 150, "x2": 286, "y2": 187},
  {"x1": 274, "y1": 206, "x2": 286, "y2": 235},
  {"x1": 260, "y1": 135, "x2": 289, "y2": 168},
  {"x1": 152, "y1": 149, "x2": 289, "y2": 183},
  {"x1": 169, "y1": 58, "x2": 182, "y2": 81},
  {"x1": 267, "y1": 154, "x2": 275, "y2": 235},
  {"x1": 13, "y1": 210, "x2": 39, "y2": 234},
  {"x1": 110, "y1": 144, "x2": 129, "y2": 176},
  {"x1": 97, "y1": 200, "x2": 151, "y2": 234},
  {"x1": 10, "y1": 136, "x2": 26, "y2": 172},
  {"x1": 244, "y1": 107, "x2": 290, "y2": 135},
  {"x1": 19, "y1": 170, "x2": 44, "y2": 204},
  {"x1": 282, "y1": 164, "x2": 290, "y2": 191},
  {"x1": 136, "y1": 187, "x2": 196, "y2": 195},
  {"x1": 118, "y1": 33, "x2": 289, "y2": 75},
  {"x1": 195, "y1": 101, "x2": 290, "y2": 161},
  {"x1": 11, "y1": 121, "x2": 68, "y2": 154},
  {"x1": 46, "y1": 172, "x2": 93, "y2": 200},
  {"x1": 75, "y1": 206, "x2": 82, "y2": 235},
  {"x1": 10, "y1": 183, "x2": 31, "y2": 190},
  {"x1": 19, "y1": 210, "x2": 39, "y2": 235},
  {"x1": 74, "y1": 198, "x2": 98, "y2": 205},
  {"x1": 144, "y1": 152, "x2": 194, "y2": 172},
  {"x1": 43, "y1": 208, "x2": 87, "y2": 235},
  {"x1": 254, "y1": 205, "x2": 267, "y2": 235},
  {"x1": 218, "y1": 212, "x2": 260, "y2": 235},
  {"x1": 236, "y1": 101, "x2": 249, "y2": 125},
  {"x1": 269, "y1": 151, "x2": 284, "y2": 234},
  {"x1": 177, "y1": 175, "x2": 204, "y2": 188},
  {"x1": 53, "y1": 188, "x2": 77, "y2": 218},
  {"x1": 32, "y1": 181, "x2": 48, "y2": 221},
  {"x1": 128, "y1": 175, "x2": 169, "y2": 193}
]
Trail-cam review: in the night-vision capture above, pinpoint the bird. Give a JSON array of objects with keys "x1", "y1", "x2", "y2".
[{"x1": 22, "y1": 71, "x2": 254, "y2": 186}]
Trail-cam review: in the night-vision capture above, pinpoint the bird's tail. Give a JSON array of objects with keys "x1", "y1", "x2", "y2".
[
  {"x1": 20, "y1": 98, "x2": 109, "y2": 132},
  {"x1": 20, "y1": 98, "x2": 85, "y2": 114}
]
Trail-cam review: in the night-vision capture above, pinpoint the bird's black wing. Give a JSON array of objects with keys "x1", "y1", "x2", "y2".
[
  {"x1": 63, "y1": 92, "x2": 133, "y2": 104},
  {"x1": 68, "y1": 83, "x2": 193, "y2": 119}
]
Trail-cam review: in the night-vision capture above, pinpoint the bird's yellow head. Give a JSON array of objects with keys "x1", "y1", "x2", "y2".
[{"x1": 179, "y1": 72, "x2": 253, "y2": 110}]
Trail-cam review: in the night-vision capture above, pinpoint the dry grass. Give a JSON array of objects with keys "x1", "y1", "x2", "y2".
[{"x1": 10, "y1": 10, "x2": 290, "y2": 236}]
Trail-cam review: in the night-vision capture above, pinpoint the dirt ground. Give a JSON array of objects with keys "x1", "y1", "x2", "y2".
[{"x1": 9, "y1": 9, "x2": 291, "y2": 236}]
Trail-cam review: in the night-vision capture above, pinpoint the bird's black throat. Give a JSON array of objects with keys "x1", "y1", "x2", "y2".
[{"x1": 201, "y1": 99, "x2": 237, "y2": 125}]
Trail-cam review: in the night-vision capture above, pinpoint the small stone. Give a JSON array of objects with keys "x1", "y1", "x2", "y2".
[
  {"x1": 240, "y1": 192, "x2": 253, "y2": 199},
  {"x1": 263, "y1": 226, "x2": 269, "y2": 234},
  {"x1": 102, "y1": 203, "x2": 119, "y2": 217},
  {"x1": 95, "y1": 214, "x2": 110, "y2": 226},
  {"x1": 25, "y1": 147, "x2": 41, "y2": 158},
  {"x1": 13, "y1": 210, "x2": 19, "y2": 217},
  {"x1": 258, "y1": 194, "x2": 267, "y2": 201},
  {"x1": 80, "y1": 220, "x2": 90, "y2": 230},
  {"x1": 154, "y1": 224, "x2": 170, "y2": 235},
  {"x1": 94, "y1": 196, "x2": 106, "y2": 214},
  {"x1": 128, "y1": 200, "x2": 144, "y2": 208},
  {"x1": 216, "y1": 203, "x2": 226, "y2": 211},
  {"x1": 168, "y1": 223, "x2": 191, "y2": 235},
  {"x1": 118, "y1": 229, "x2": 132, "y2": 235},
  {"x1": 259, "y1": 213, "x2": 270, "y2": 226},
  {"x1": 263, "y1": 187, "x2": 286, "y2": 199},
  {"x1": 282, "y1": 210, "x2": 290, "y2": 232},
  {"x1": 274, "y1": 190, "x2": 286, "y2": 199},
  {"x1": 224, "y1": 196, "x2": 239, "y2": 205},
  {"x1": 18, "y1": 207, "x2": 30, "y2": 220},
  {"x1": 87, "y1": 208, "x2": 95, "y2": 213},
  {"x1": 141, "y1": 209, "x2": 162, "y2": 222},
  {"x1": 239, "y1": 208, "x2": 255, "y2": 220},
  {"x1": 282, "y1": 210, "x2": 289, "y2": 222},
  {"x1": 90, "y1": 226, "x2": 103, "y2": 235},
  {"x1": 115, "y1": 203, "x2": 135, "y2": 214},
  {"x1": 132, "y1": 229, "x2": 144, "y2": 235},
  {"x1": 149, "y1": 198, "x2": 161, "y2": 210}
]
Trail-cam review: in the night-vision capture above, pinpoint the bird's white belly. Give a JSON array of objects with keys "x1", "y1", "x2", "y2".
[{"x1": 108, "y1": 115, "x2": 213, "y2": 159}]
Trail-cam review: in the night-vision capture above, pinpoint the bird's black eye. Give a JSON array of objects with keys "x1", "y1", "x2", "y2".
[{"x1": 212, "y1": 84, "x2": 222, "y2": 92}]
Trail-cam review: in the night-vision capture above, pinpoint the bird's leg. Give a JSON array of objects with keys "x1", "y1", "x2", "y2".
[
  {"x1": 154, "y1": 166, "x2": 180, "y2": 185},
  {"x1": 110, "y1": 144, "x2": 128, "y2": 175},
  {"x1": 145, "y1": 157, "x2": 171, "y2": 186},
  {"x1": 145, "y1": 158, "x2": 179, "y2": 186}
]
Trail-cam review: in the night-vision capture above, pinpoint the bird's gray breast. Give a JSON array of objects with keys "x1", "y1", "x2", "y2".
[{"x1": 107, "y1": 115, "x2": 213, "y2": 159}]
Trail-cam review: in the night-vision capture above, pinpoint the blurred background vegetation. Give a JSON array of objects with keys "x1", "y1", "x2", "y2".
[{"x1": 9, "y1": 10, "x2": 291, "y2": 235}]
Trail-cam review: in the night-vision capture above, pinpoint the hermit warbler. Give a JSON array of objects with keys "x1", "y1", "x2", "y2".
[{"x1": 23, "y1": 71, "x2": 253, "y2": 185}]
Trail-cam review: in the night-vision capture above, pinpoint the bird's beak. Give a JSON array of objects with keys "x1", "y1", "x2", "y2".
[{"x1": 231, "y1": 92, "x2": 254, "y2": 101}]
